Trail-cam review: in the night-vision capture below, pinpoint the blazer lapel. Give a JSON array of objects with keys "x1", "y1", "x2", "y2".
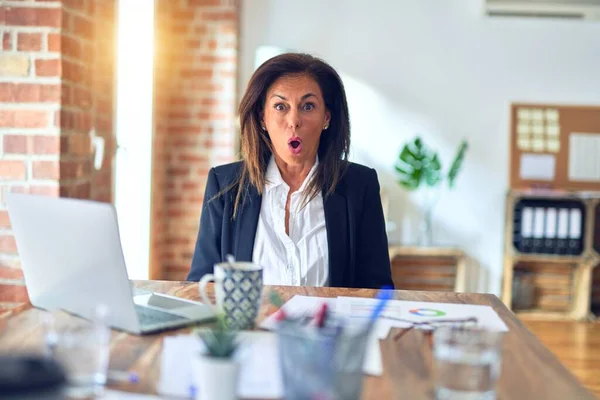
[
  {"x1": 324, "y1": 187, "x2": 348, "y2": 287},
  {"x1": 234, "y1": 185, "x2": 261, "y2": 262}
]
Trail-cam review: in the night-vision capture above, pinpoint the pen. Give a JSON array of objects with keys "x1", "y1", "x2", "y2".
[
  {"x1": 107, "y1": 370, "x2": 139, "y2": 384},
  {"x1": 274, "y1": 308, "x2": 288, "y2": 321},
  {"x1": 314, "y1": 302, "x2": 328, "y2": 328},
  {"x1": 369, "y1": 288, "x2": 393, "y2": 323}
]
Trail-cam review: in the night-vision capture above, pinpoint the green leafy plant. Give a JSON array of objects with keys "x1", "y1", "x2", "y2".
[
  {"x1": 395, "y1": 137, "x2": 468, "y2": 190},
  {"x1": 195, "y1": 314, "x2": 239, "y2": 358}
]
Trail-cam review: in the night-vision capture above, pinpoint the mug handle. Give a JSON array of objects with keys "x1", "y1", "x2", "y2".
[{"x1": 198, "y1": 274, "x2": 217, "y2": 311}]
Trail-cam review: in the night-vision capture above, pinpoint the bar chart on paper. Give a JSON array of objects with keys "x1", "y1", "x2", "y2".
[{"x1": 341, "y1": 300, "x2": 403, "y2": 319}]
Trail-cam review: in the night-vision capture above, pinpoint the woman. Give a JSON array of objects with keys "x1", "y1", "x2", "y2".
[{"x1": 187, "y1": 53, "x2": 393, "y2": 289}]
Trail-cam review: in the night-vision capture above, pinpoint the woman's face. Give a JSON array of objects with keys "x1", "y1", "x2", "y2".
[{"x1": 262, "y1": 74, "x2": 330, "y2": 167}]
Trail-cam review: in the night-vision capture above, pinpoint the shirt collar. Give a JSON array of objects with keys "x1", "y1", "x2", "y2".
[{"x1": 264, "y1": 155, "x2": 319, "y2": 193}]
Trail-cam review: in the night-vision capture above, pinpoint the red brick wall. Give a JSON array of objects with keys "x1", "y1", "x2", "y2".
[
  {"x1": 151, "y1": 0, "x2": 238, "y2": 280},
  {"x1": 0, "y1": 0, "x2": 115, "y2": 308},
  {"x1": 0, "y1": 0, "x2": 237, "y2": 300}
]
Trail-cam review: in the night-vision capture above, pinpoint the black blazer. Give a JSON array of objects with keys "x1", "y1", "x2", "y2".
[{"x1": 187, "y1": 161, "x2": 394, "y2": 289}]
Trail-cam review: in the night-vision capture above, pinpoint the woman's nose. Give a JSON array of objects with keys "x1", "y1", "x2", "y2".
[{"x1": 286, "y1": 109, "x2": 301, "y2": 129}]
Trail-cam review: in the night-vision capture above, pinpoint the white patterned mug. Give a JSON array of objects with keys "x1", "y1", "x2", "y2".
[{"x1": 198, "y1": 262, "x2": 263, "y2": 330}]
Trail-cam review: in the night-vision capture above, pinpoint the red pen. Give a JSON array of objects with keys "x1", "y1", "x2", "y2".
[
  {"x1": 274, "y1": 308, "x2": 287, "y2": 322},
  {"x1": 314, "y1": 302, "x2": 328, "y2": 328}
]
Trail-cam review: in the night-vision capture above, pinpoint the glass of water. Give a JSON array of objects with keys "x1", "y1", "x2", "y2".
[
  {"x1": 432, "y1": 326, "x2": 504, "y2": 400},
  {"x1": 46, "y1": 305, "x2": 111, "y2": 398}
]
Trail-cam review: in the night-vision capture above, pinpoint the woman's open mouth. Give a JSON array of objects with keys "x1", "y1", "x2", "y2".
[{"x1": 288, "y1": 137, "x2": 303, "y2": 154}]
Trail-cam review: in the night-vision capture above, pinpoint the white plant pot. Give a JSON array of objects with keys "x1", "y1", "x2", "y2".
[{"x1": 192, "y1": 354, "x2": 239, "y2": 400}]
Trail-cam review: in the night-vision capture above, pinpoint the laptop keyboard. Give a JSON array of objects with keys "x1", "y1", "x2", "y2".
[
  {"x1": 135, "y1": 305, "x2": 189, "y2": 327},
  {"x1": 132, "y1": 287, "x2": 152, "y2": 297}
]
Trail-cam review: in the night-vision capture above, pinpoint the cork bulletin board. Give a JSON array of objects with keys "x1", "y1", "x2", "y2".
[{"x1": 510, "y1": 103, "x2": 600, "y2": 191}]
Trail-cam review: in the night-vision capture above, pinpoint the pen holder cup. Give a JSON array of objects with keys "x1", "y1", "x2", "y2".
[{"x1": 276, "y1": 321, "x2": 371, "y2": 400}]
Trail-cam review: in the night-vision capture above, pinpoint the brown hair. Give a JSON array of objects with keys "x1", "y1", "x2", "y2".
[{"x1": 230, "y1": 53, "x2": 350, "y2": 217}]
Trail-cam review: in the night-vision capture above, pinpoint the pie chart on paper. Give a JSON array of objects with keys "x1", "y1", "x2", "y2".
[{"x1": 409, "y1": 308, "x2": 446, "y2": 317}]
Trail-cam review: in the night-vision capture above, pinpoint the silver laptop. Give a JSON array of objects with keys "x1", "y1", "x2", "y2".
[{"x1": 6, "y1": 193, "x2": 215, "y2": 335}]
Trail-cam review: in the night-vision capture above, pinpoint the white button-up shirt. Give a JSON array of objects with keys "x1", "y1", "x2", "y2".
[{"x1": 252, "y1": 157, "x2": 329, "y2": 286}]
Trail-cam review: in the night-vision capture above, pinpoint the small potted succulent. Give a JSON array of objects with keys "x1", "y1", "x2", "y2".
[{"x1": 192, "y1": 314, "x2": 240, "y2": 400}]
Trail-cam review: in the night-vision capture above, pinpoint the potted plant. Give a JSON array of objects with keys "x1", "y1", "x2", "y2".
[
  {"x1": 192, "y1": 315, "x2": 240, "y2": 400},
  {"x1": 395, "y1": 136, "x2": 468, "y2": 246}
]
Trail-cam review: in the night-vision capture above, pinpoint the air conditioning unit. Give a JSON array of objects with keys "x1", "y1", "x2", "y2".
[{"x1": 484, "y1": 0, "x2": 600, "y2": 20}]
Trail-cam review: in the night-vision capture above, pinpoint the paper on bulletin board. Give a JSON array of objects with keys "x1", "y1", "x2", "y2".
[
  {"x1": 520, "y1": 153, "x2": 555, "y2": 180},
  {"x1": 569, "y1": 133, "x2": 600, "y2": 182}
]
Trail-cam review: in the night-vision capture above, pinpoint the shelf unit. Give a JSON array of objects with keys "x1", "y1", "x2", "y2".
[
  {"x1": 388, "y1": 246, "x2": 467, "y2": 293},
  {"x1": 501, "y1": 190, "x2": 600, "y2": 320}
]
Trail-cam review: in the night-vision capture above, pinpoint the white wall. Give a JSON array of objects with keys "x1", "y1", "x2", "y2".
[
  {"x1": 239, "y1": 0, "x2": 600, "y2": 294},
  {"x1": 115, "y1": 0, "x2": 155, "y2": 279}
]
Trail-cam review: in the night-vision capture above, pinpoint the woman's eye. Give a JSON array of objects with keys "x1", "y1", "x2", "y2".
[
  {"x1": 274, "y1": 103, "x2": 286, "y2": 111},
  {"x1": 303, "y1": 103, "x2": 315, "y2": 111}
]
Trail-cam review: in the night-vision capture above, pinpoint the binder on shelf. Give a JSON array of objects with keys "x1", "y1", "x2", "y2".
[
  {"x1": 568, "y1": 208, "x2": 582, "y2": 255},
  {"x1": 520, "y1": 207, "x2": 533, "y2": 253},
  {"x1": 557, "y1": 208, "x2": 570, "y2": 255},
  {"x1": 543, "y1": 207, "x2": 557, "y2": 254},
  {"x1": 532, "y1": 207, "x2": 545, "y2": 253}
]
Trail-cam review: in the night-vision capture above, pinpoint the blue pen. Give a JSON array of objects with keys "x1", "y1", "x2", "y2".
[{"x1": 369, "y1": 287, "x2": 394, "y2": 323}]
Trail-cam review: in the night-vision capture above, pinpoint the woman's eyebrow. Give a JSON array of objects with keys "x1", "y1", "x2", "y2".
[{"x1": 269, "y1": 93, "x2": 318, "y2": 101}]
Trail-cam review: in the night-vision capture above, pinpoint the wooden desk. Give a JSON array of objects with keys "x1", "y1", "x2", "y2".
[{"x1": 0, "y1": 281, "x2": 594, "y2": 399}]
